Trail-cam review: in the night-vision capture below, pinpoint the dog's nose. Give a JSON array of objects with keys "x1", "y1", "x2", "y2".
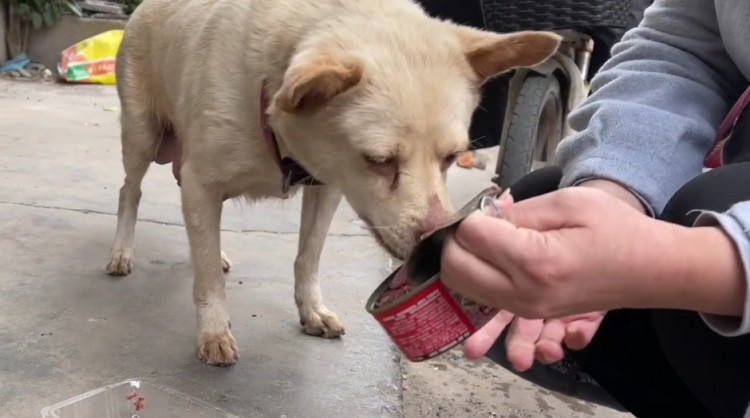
[{"x1": 419, "y1": 195, "x2": 452, "y2": 241}]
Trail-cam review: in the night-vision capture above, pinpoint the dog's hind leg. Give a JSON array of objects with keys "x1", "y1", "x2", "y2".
[
  {"x1": 106, "y1": 109, "x2": 158, "y2": 276},
  {"x1": 294, "y1": 185, "x2": 345, "y2": 338}
]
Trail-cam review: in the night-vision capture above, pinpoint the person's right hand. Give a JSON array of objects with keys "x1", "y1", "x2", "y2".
[
  {"x1": 461, "y1": 178, "x2": 646, "y2": 370},
  {"x1": 576, "y1": 178, "x2": 648, "y2": 215}
]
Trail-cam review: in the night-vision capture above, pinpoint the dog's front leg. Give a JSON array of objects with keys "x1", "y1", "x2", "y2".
[
  {"x1": 295, "y1": 185, "x2": 345, "y2": 338},
  {"x1": 181, "y1": 163, "x2": 238, "y2": 366}
]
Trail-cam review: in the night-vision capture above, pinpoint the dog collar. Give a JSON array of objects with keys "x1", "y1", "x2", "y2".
[
  {"x1": 260, "y1": 82, "x2": 324, "y2": 194},
  {"x1": 705, "y1": 84, "x2": 750, "y2": 168}
]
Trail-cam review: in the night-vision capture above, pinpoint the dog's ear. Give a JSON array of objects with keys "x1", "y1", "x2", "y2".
[
  {"x1": 454, "y1": 26, "x2": 562, "y2": 84},
  {"x1": 275, "y1": 51, "x2": 363, "y2": 113}
]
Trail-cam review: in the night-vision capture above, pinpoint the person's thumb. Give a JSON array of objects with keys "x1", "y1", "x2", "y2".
[{"x1": 481, "y1": 189, "x2": 514, "y2": 217}]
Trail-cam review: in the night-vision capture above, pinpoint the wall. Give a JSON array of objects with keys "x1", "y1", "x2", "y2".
[
  {"x1": 0, "y1": 0, "x2": 8, "y2": 64},
  {"x1": 27, "y1": 15, "x2": 126, "y2": 71}
]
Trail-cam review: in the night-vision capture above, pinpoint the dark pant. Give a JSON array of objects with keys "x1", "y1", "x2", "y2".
[{"x1": 504, "y1": 164, "x2": 750, "y2": 418}]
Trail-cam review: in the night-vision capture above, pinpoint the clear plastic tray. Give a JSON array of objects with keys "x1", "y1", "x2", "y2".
[{"x1": 41, "y1": 378, "x2": 239, "y2": 418}]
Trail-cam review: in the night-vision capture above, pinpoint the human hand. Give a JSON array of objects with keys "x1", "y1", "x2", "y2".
[
  {"x1": 462, "y1": 311, "x2": 605, "y2": 371},
  {"x1": 455, "y1": 180, "x2": 637, "y2": 368},
  {"x1": 455, "y1": 185, "x2": 619, "y2": 370},
  {"x1": 576, "y1": 178, "x2": 647, "y2": 214},
  {"x1": 448, "y1": 178, "x2": 745, "y2": 368},
  {"x1": 440, "y1": 185, "x2": 674, "y2": 319}
]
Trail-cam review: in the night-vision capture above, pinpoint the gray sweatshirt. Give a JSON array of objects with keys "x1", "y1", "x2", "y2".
[{"x1": 557, "y1": 0, "x2": 750, "y2": 338}]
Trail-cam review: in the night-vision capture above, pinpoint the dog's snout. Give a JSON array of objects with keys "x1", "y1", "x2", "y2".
[{"x1": 420, "y1": 195, "x2": 452, "y2": 239}]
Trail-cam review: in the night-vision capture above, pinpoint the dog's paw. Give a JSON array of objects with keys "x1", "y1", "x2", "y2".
[
  {"x1": 198, "y1": 330, "x2": 239, "y2": 367},
  {"x1": 220, "y1": 251, "x2": 232, "y2": 273},
  {"x1": 197, "y1": 305, "x2": 238, "y2": 366},
  {"x1": 300, "y1": 305, "x2": 345, "y2": 338},
  {"x1": 106, "y1": 249, "x2": 133, "y2": 276}
]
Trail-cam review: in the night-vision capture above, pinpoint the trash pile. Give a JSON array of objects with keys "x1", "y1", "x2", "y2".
[
  {"x1": 0, "y1": 54, "x2": 54, "y2": 82},
  {"x1": 75, "y1": 0, "x2": 130, "y2": 20},
  {"x1": 57, "y1": 29, "x2": 123, "y2": 85},
  {"x1": 456, "y1": 150, "x2": 490, "y2": 171},
  {"x1": 0, "y1": 28, "x2": 122, "y2": 85},
  {"x1": 0, "y1": 0, "x2": 137, "y2": 84}
]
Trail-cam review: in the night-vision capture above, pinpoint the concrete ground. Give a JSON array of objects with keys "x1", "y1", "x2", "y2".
[{"x1": 0, "y1": 79, "x2": 633, "y2": 418}]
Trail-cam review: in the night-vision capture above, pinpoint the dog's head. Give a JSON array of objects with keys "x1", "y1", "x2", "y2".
[{"x1": 269, "y1": 19, "x2": 561, "y2": 259}]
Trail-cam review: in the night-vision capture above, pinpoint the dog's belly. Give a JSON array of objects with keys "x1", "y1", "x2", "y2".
[
  {"x1": 154, "y1": 129, "x2": 182, "y2": 186},
  {"x1": 125, "y1": 0, "x2": 310, "y2": 201},
  {"x1": 152, "y1": 133, "x2": 298, "y2": 200}
]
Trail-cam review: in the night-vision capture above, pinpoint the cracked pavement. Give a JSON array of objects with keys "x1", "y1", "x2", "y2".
[{"x1": 0, "y1": 79, "x2": 632, "y2": 418}]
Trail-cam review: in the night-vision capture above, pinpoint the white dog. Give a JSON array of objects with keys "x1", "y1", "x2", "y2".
[{"x1": 105, "y1": 0, "x2": 560, "y2": 366}]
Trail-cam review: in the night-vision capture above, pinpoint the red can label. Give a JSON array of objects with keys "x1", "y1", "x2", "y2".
[{"x1": 372, "y1": 277, "x2": 478, "y2": 361}]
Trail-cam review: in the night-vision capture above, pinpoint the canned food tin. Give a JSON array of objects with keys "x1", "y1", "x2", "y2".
[
  {"x1": 366, "y1": 268, "x2": 498, "y2": 362},
  {"x1": 365, "y1": 186, "x2": 505, "y2": 362},
  {"x1": 406, "y1": 186, "x2": 504, "y2": 285}
]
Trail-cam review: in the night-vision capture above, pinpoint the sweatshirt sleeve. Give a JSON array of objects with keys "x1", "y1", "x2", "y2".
[
  {"x1": 555, "y1": 0, "x2": 750, "y2": 336},
  {"x1": 556, "y1": 0, "x2": 746, "y2": 215},
  {"x1": 692, "y1": 203, "x2": 750, "y2": 337}
]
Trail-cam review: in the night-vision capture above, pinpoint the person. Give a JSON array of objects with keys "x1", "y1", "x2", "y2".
[{"x1": 439, "y1": 1, "x2": 750, "y2": 417}]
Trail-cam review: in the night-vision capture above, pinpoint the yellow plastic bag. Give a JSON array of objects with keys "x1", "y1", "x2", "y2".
[{"x1": 58, "y1": 30, "x2": 124, "y2": 85}]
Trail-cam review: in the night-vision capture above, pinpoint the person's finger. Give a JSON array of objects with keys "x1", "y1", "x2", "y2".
[
  {"x1": 505, "y1": 318, "x2": 544, "y2": 372},
  {"x1": 500, "y1": 188, "x2": 513, "y2": 202},
  {"x1": 463, "y1": 310, "x2": 515, "y2": 360},
  {"x1": 501, "y1": 188, "x2": 586, "y2": 231},
  {"x1": 497, "y1": 189, "x2": 515, "y2": 210},
  {"x1": 534, "y1": 319, "x2": 566, "y2": 364},
  {"x1": 480, "y1": 190, "x2": 515, "y2": 218},
  {"x1": 564, "y1": 313, "x2": 606, "y2": 350},
  {"x1": 440, "y1": 233, "x2": 513, "y2": 307},
  {"x1": 451, "y1": 212, "x2": 537, "y2": 273}
]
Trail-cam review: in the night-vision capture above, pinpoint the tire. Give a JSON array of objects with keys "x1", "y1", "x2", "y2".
[{"x1": 496, "y1": 75, "x2": 564, "y2": 190}]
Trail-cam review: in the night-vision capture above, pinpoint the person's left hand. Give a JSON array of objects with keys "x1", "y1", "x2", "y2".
[
  {"x1": 461, "y1": 311, "x2": 605, "y2": 371},
  {"x1": 440, "y1": 186, "x2": 676, "y2": 319}
]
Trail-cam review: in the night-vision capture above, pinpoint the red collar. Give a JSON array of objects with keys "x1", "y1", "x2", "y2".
[{"x1": 260, "y1": 83, "x2": 324, "y2": 193}]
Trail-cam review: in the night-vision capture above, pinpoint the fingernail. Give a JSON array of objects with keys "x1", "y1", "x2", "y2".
[
  {"x1": 499, "y1": 189, "x2": 513, "y2": 204},
  {"x1": 479, "y1": 196, "x2": 502, "y2": 217}
]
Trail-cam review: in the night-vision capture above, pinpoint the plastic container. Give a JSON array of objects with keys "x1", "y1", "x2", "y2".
[{"x1": 41, "y1": 378, "x2": 239, "y2": 418}]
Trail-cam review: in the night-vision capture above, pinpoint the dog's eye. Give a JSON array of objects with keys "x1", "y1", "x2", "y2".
[
  {"x1": 364, "y1": 155, "x2": 396, "y2": 167},
  {"x1": 364, "y1": 155, "x2": 398, "y2": 176},
  {"x1": 364, "y1": 155, "x2": 395, "y2": 166},
  {"x1": 441, "y1": 153, "x2": 459, "y2": 171}
]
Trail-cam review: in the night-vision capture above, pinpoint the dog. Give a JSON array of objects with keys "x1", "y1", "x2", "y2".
[{"x1": 105, "y1": 0, "x2": 561, "y2": 366}]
